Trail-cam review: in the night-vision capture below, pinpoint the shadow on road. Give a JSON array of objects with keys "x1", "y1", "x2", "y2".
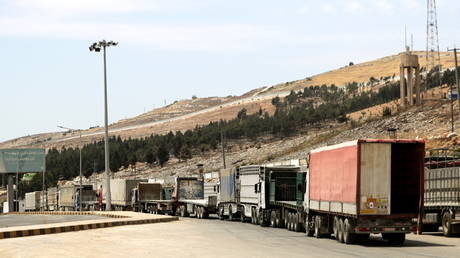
[{"x1": 356, "y1": 236, "x2": 454, "y2": 248}]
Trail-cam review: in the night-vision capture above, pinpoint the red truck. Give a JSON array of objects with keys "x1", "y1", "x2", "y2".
[{"x1": 303, "y1": 139, "x2": 425, "y2": 245}]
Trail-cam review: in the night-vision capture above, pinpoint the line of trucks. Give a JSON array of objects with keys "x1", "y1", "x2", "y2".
[{"x1": 23, "y1": 139, "x2": 460, "y2": 244}]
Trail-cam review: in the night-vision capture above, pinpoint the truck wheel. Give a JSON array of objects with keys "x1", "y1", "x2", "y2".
[
  {"x1": 293, "y1": 214, "x2": 300, "y2": 232},
  {"x1": 343, "y1": 218, "x2": 356, "y2": 245},
  {"x1": 284, "y1": 211, "x2": 289, "y2": 229},
  {"x1": 333, "y1": 216, "x2": 339, "y2": 241},
  {"x1": 337, "y1": 218, "x2": 345, "y2": 243},
  {"x1": 305, "y1": 216, "x2": 314, "y2": 237},
  {"x1": 229, "y1": 206, "x2": 234, "y2": 221},
  {"x1": 314, "y1": 216, "x2": 322, "y2": 238},
  {"x1": 218, "y1": 206, "x2": 225, "y2": 220},
  {"x1": 270, "y1": 211, "x2": 277, "y2": 227},
  {"x1": 442, "y1": 211, "x2": 453, "y2": 237},
  {"x1": 240, "y1": 208, "x2": 246, "y2": 223},
  {"x1": 275, "y1": 211, "x2": 282, "y2": 228},
  {"x1": 196, "y1": 207, "x2": 202, "y2": 219},
  {"x1": 180, "y1": 205, "x2": 189, "y2": 217},
  {"x1": 384, "y1": 233, "x2": 405, "y2": 245}
]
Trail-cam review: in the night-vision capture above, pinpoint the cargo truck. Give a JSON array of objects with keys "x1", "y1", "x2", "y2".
[
  {"x1": 217, "y1": 165, "x2": 302, "y2": 226},
  {"x1": 175, "y1": 177, "x2": 218, "y2": 219},
  {"x1": 303, "y1": 139, "x2": 425, "y2": 245},
  {"x1": 25, "y1": 191, "x2": 42, "y2": 211},
  {"x1": 58, "y1": 185, "x2": 97, "y2": 211},
  {"x1": 131, "y1": 182, "x2": 164, "y2": 213},
  {"x1": 47, "y1": 187, "x2": 58, "y2": 211},
  {"x1": 423, "y1": 147, "x2": 460, "y2": 236},
  {"x1": 103, "y1": 179, "x2": 146, "y2": 210}
]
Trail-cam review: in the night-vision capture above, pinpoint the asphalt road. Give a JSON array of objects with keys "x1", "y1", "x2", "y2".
[
  {"x1": 0, "y1": 214, "x2": 108, "y2": 228},
  {"x1": 1, "y1": 217, "x2": 459, "y2": 258}
]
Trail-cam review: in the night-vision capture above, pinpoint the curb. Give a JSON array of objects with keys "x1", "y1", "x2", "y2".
[{"x1": 0, "y1": 212, "x2": 178, "y2": 240}]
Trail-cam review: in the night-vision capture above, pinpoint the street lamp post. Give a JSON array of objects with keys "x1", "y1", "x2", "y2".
[
  {"x1": 58, "y1": 126, "x2": 83, "y2": 211},
  {"x1": 89, "y1": 40, "x2": 117, "y2": 211}
]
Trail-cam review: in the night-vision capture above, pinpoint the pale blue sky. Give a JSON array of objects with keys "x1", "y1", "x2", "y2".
[{"x1": 1, "y1": 0, "x2": 459, "y2": 142}]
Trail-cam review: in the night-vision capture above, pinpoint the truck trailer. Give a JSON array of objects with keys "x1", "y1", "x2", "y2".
[
  {"x1": 175, "y1": 177, "x2": 218, "y2": 219},
  {"x1": 303, "y1": 139, "x2": 425, "y2": 245},
  {"x1": 423, "y1": 147, "x2": 460, "y2": 236},
  {"x1": 104, "y1": 179, "x2": 146, "y2": 210},
  {"x1": 217, "y1": 165, "x2": 302, "y2": 225},
  {"x1": 25, "y1": 191, "x2": 42, "y2": 211},
  {"x1": 58, "y1": 185, "x2": 97, "y2": 211}
]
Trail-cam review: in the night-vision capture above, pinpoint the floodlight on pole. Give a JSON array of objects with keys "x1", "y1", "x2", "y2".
[
  {"x1": 89, "y1": 40, "x2": 117, "y2": 211},
  {"x1": 57, "y1": 125, "x2": 83, "y2": 211}
]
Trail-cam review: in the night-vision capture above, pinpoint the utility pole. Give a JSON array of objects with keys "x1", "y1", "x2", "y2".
[
  {"x1": 448, "y1": 48, "x2": 460, "y2": 118},
  {"x1": 89, "y1": 40, "x2": 118, "y2": 211},
  {"x1": 221, "y1": 125, "x2": 226, "y2": 169}
]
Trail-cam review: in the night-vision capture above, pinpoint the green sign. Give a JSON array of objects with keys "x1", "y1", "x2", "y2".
[{"x1": 0, "y1": 149, "x2": 45, "y2": 173}]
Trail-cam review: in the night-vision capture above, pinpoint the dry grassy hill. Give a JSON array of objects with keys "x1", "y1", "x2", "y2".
[{"x1": 1, "y1": 51, "x2": 457, "y2": 150}]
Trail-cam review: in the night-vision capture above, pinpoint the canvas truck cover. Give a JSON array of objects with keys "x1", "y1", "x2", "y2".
[
  {"x1": 108, "y1": 179, "x2": 147, "y2": 206},
  {"x1": 219, "y1": 168, "x2": 237, "y2": 203},
  {"x1": 59, "y1": 186, "x2": 76, "y2": 207},
  {"x1": 138, "y1": 183, "x2": 162, "y2": 201},
  {"x1": 25, "y1": 191, "x2": 41, "y2": 210},
  {"x1": 308, "y1": 139, "x2": 424, "y2": 216},
  {"x1": 176, "y1": 177, "x2": 204, "y2": 200}
]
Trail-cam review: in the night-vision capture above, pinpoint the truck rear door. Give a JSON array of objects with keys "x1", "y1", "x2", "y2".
[{"x1": 359, "y1": 142, "x2": 391, "y2": 215}]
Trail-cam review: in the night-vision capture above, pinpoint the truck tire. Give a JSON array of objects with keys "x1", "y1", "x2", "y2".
[
  {"x1": 218, "y1": 206, "x2": 225, "y2": 220},
  {"x1": 442, "y1": 211, "x2": 453, "y2": 237},
  {"x1": 240, "y1": 208, "x2": 246, "y2": 223},
  {"x1": 197, "y1": 207, "x2": 202, "y2": 219},
  {"x1": 276, "y1": 211, "x2": 283, "y2": 228},
  {"x1": 333, "y1": 216, "x2": 339, "y2": 241},
  {"x1": 270, "y1": 211, "x2": 277, "y2": 227},
  {"x1": 180, "y1": 205, "x2": 189, "y2": 217},
  {"x1": 293, "y1": 214, "x2": 300, "y2": 232},
  {"x1": 284, "y1": 210, "x2": 289, "y2": 229},
  {"x1": 314, "y1": 216, "x2": 322, "y2": 238},
  {"x1": 384, "y1": 233, "x2": 405, "y2": 245},
  {"x1": 305, "y1": 216, "x2": 314, "y2": 237},
  {"x1": 288, "y1": 213, "x2": 293, "y2": 231},
  {"x1": 229, "y1": 205, "x2": 234, "y2": 221},
  {"x1": 337, "y1": 218, "x2": 345, "y2": 243},
  {"x1": 343, "y1": 218, "x2": 356, "y2": 245}
]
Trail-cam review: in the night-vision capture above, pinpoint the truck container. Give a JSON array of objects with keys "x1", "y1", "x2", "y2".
[
  {"x1": 423, "y1": 147, "x2": 460, "y2": 236},
  {"x1": 303, "y1": 139, "x2": 425, "y2": 245},
  {"x1": 105, "y1": 179, "x2": 146, "y2": 210},
  {"x1": 25, "y1": 191, "x2": 41, "y2": 211},
  {"x1": 58, "y1": 185, "x2": 97, "y2": 211},
  {"x1": 175, "y1": 177, "x2": 218, "y2": 219},
  {"x1": 47, "y1": 187, "x2": 58, "y2": 211},
  {"x1": 131, "y1": 182, "x2": 162, "y2": 212},
  {"x1": 218, "y1": 165, "x2": 301, "y2": 223}
]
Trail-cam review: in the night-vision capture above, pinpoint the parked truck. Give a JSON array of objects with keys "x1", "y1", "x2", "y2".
[
  {"x1": 303, "y1": 139, "x2": 425, "y2": 245},
  {"x1": 217, "y1": 165, "x2": 302, "y2": 225},
  {"x1": 25, "y1": 191, "x2": 42, "y2": 211},
  {"x1": 58, "y1": 185, "x2": 97, "y2": 211},
  {"x1": 104, "y1": 179, "x2": 146, "y2": 210},
  {"x1": 175, "y1": 177, "x2": 218, "y2": 219},
  {"x1": 47, "y1": 187, "x2": 58, "y2": 211},
  {"x1": 423, "y1": 147, "x2": 460, "y2": 236},
  {"x1": 131, "y1": 182, "x2": 162, "y2": 212}
]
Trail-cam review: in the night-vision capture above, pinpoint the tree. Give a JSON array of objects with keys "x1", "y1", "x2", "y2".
[{"x1": 157, "y1": 143, "x2": 170, "y2": 167}]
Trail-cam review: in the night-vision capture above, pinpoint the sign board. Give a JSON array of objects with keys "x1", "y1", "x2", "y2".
[{"x1": 0, "y1": 149, "x2": 45, "y2": 174}]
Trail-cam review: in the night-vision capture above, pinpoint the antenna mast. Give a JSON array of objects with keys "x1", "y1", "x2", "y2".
[{"x1": 426, "y1": 0, "x2": 442, "y2": 89}]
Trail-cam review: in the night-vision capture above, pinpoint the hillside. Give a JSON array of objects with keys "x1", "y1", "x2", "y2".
[{"x1": 0, "y1": 50, "x2": 457, "y2": 150}]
